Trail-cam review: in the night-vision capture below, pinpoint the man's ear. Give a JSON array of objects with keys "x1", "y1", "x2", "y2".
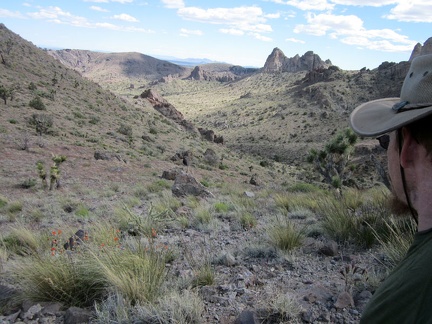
[{"x1": 400, "y1": 127, "x2": 417, "y2": 169}]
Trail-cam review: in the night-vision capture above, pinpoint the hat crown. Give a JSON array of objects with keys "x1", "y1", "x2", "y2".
[{"x1": 401, "y1": 54, "x2": 432, "y2": 104}]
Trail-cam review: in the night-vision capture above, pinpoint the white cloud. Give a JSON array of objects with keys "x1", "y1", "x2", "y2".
[
  {"x1": 177, "y1": 6, "x2": 275, "y2": 32},
  {"x1": 330, "y1": 0, "x2": 398, "y2": 6},
  {"x1": 294, "y1": 12, "x2": 417, "y2": 52},
  {"x1": 270, "y1": 0, "x2": 334, "y2": 11},
  {"x1": 385, "y1": 0, "x2": 432, "y2": 23},
  {"x1": 179, "y1": 28, "x2": 203, "y2": 36},
  {"x1": 220, "y1": 28, "x2": 244, "y2": 36},
  {"x1": 251, "y1": 33, "x2": 273, "y2": 42},
  {"x1": 83, "y1": 0, "x2": 109, "y2": 3},
  {"x1": 90, "y1": 6, "x2": 109, "y2": 12},
  {"x1": 112, "y1": 13, "x2": 139, "y2": 22},
  {"x1": 0, "y1": 9, "x2": 25, "y2": 18},
  {"x1": 285, "y1": 37, "x2": 305, "y2": 43},
  {"x1": 27, "y1": 6, "x2": 152, "y2": 32},
  {"x1": 161, "y1": 0, "x2": 184, "y2": 9},
  {"x1": 83, "y1": 0, "x2": 133, "y2": 3}
]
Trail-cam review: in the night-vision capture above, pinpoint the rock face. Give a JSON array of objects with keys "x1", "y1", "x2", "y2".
[
  {"x1": 262, "y1": 48, "x2": 332, "y2": 73},
  {"x1": 409, "y1": 37, "x2": 432, "y2": 61},
  {"x1": 140, "y1": 89, "x2": 197, "y2": 133}
]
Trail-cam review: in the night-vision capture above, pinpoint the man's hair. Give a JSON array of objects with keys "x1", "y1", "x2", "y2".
[{"x1": 406, "y1": 114, "x2": 432, "y2": 155}]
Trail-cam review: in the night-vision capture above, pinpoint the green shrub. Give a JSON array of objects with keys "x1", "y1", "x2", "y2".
[
  {"x1": 118, "y1": 124, "x2": 132, "y2": 137},
  {"x1": 29, "y1": 96, "x2": 46, "y2": 110},
  {"x1": 20, "y1": 178, "x2": 37, "y2": 189}
]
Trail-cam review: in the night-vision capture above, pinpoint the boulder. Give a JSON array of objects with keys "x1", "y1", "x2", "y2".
[{"x1": 171, "y1": 173, "x2": 214, "y2": 198}]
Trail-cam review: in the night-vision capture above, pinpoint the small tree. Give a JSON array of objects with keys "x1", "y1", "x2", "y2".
[
  {"x1": 307, "y1": 128, "x2": 357, "y2": 189},
  {"x1": 0, "y1": 85, "x2": 13, "y2": 105}
]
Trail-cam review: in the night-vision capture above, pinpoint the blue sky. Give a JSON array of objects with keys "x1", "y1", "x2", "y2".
[{"x1": 1, "y1": 0, "x2": 431, "y2": 70}]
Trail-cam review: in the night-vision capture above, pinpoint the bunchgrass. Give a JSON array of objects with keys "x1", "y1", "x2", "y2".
[
  {"x1": 130, "y1": 289, "x2": 204, "y2": 324},
  {"x1": 214, "y1": 201, "x2": 231, "y2": 213},
  {"x1": 1, "y1": 226, "x2": 40, "y2": 256},
  {"x1": 191, "y1": 262, "x2": 215, "y2": 287},
  {"x1": 10, "y1": 249, "x2": 106, "y2": 307},
  {"x1": 91, "y1": 244, "x2": 167, "y2": 305},
  {"x1": 8, "y1": 223, "x2": 168, "y2": 308},
  {"x1": 238, "y1": 211, "x2": 257, "y2": 229},
  {"x1": 318, "y1": 188, "x2": 394, "y2": 248},
  {"x1": 373, "y1": 216, "x2": 416, "y2": 270},
  {"x1": 268, "y1": 216, "x2": 305, "y2": 252}
]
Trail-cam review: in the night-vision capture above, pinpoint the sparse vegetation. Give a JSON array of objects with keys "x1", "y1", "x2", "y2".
[{"x1": 0, "y1": 24, "x2": 412, "y2": 323}]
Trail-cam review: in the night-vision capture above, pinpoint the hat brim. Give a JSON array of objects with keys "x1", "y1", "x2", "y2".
[{"x1": 350, "y1": 97, "x2": 432, "y2": 137}]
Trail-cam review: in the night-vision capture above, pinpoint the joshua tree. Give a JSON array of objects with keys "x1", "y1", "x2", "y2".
[{"x1": 307, "y1": 128, "x2": 357, "y2": 189}]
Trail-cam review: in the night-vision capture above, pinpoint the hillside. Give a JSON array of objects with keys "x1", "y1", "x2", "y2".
[{"x1": 0, "y1": 23, "x2": 417, "y2": 324}]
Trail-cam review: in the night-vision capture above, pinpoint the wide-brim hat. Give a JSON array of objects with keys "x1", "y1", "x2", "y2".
[{"x1": 350, "y1": 54, "x2": 432, "y2": 137}]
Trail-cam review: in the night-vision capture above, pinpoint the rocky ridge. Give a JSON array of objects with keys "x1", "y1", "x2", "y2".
[{"x1": 262, "y1": 48, "x2": 332, "y2": 73}]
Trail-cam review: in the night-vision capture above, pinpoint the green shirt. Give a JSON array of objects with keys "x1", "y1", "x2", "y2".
[{"x1": 361, "y1": 229, "x2": 432, "y2": 324}]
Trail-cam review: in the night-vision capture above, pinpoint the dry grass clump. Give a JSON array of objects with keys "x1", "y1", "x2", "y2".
[
  {"x1": 373, "y1": 216, "x2": 416, "y2": 270},
  {"x1": 5, "y1": 221, "x2": 170, "y2": 308},
  {"x1": 267, "y1": 215, "x2": 305, "y2": 252},
  {"x1": 121, "y1": 289, "x2": 204, "y2": 324},
  {"x1": 317, "y1": 187, "x2": 398, "y2": 248}
]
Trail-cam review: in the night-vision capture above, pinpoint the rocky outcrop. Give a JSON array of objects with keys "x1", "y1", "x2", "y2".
[
  {"x1": 171, "y1": 172, "x2": 214, "y2": 198},
  {"x1": 187, "y1": 65, "x2": 257, "y2": 82},
  {"x1": 409, "y1": 37, "x2": 432, "y2": 61},
  {"x1": 262, "y1": 48, "x2": 332, "y2": 73},
  {"x1": 139, "y1": 89, "x2": 198, "y2": 133}
]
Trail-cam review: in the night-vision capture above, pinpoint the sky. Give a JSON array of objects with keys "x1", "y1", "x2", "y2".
[{"x1": 1, "y1": 0, "x2": 432, "y2": 70}]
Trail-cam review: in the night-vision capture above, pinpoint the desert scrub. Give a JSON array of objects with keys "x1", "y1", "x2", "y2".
[
  {"x1": 91, "y1": 243, "x2": 167, "y2": 305},
  {"x1": 191, "y1": 262, "x2": 215, "y2": 287},
  {"x1": 0, "y1": 195, "x2": 8, "y2": 208},
  {"x1": 10, "y1": 249, "x2": 106, "y2": 307},
  {"x1": 268, "y1": 215, "x2": 305, "y2": 251},
  {"x1": 109, "y1": 289, "x2": 204, "y2": 324},
  {"x1": 193, "y1": 205, "x2": 213, "y2": 226},
  {"x1": 238, "y1": 211, "x2": 257, "y2": 229},
  {"x1": 1, "y1": 226, "x2": 40, "y2": 256},
  {"x1": 8, "y1": 225, "x2": 168, "y2": 308},
  {"x1": 374, "y1": 216, "x2": 416, "y2": 270},
  {"x1": 147, "y1": 179, "x2": 170, "y2": 194},
  {"x1": 214, "y1": 201, "x2": 231, "y2": 213},
  {"x1": 317, "y1": 188, "x2": 392, "y2": 248}
]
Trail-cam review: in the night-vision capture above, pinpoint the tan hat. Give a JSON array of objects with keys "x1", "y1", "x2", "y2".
[{"x1": 350, "y1": 54, "x2": 432, "y2": 137}]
